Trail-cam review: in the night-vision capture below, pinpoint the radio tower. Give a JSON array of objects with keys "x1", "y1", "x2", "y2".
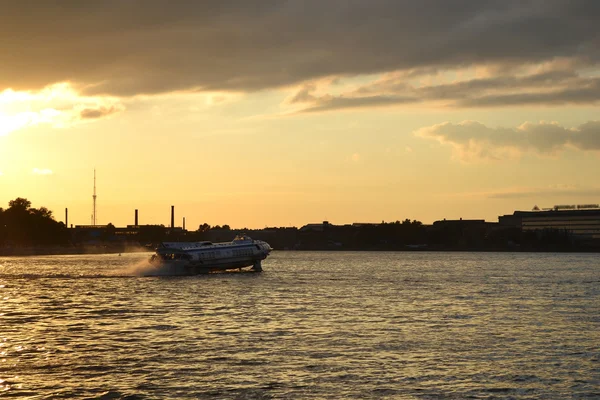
[{"x1": 92, "y1": 168, "x2": 97, "y2": 225}]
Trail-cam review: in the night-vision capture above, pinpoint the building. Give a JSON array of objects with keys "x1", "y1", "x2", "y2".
[
  {"x1": 430, "y1": 218, "x2": 499, "y2": 247},
  {"x1": 499, "y1": 204, "x2": 600, "y2": 240},
  {"x1": 299, "y1": 221, "x2": 332, "y2": 232}
]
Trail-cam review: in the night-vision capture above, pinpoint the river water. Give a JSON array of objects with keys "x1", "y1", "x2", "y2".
[{"x1": 0, "y1": 251, "x2": 599, "y2": 399}]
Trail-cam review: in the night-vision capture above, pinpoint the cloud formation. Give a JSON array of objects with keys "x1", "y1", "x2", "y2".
[
  {"x1": 0, "y1": 84, "x2": 123, "y2": 135},
  {"x1": 0, "y1": 1, "x2": 599, "y2": 98},
  {"x1": 79, "y1": 105, "x2": 123, "y2": 120},
  {"x1": 288, "y1": 61, "x2": 600, "y2": 112},
  {"x1": 415, "y1": 120, "x2": 600, "y2": 161}
]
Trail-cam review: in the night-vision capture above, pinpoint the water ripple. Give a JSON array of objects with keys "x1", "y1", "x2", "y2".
[{"x1": 0, "y1": 251, "x2": 599, "y2": 398}]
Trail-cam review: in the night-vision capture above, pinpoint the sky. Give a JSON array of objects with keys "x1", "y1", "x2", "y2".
[{"x1": 1, "y1": 0, "x2": 600, "y2": 229}]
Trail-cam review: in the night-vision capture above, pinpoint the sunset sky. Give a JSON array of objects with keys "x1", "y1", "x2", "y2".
[{"x1": 1, "y1": 1, "x2": 599, "y2": 229}]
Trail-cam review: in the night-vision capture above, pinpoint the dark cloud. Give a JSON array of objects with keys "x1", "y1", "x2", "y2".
[
  {"x1": 79, "y1": 105, "x2": 122, "y2": 119},
  {"x1": 459, "y1": 78, "x2": 600, "y2": 107},
  {"x1": 301, "y1": 95, "x2": 417, "y2": 113},
  {"x1": 286, "y1": 84, "x2": 317, "y2": 104},
  {"x1": 572, "y1": 121, "x2": 600, "y2": 150},
  {"x1": 293, "y1": 66, "x2": 600, "y2": 112},
  {"x1": 415, "y1": 120, "x2": 600, "y2": 161},
  {"x1": 1, "y1": 0, "x2": 599, "y2": 96}
]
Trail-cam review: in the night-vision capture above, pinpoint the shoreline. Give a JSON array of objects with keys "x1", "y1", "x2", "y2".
[
  {"x1": 2, "y1": 247, "x2": 599, "y2": 257},
  {"x1": 0, "y1": 246, "x2": 151, "y2": 257}
]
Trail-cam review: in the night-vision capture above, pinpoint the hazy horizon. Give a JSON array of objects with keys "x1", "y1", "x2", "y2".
[{"x1": 2, "y1": 1, "x2": 600, "y2": 229}]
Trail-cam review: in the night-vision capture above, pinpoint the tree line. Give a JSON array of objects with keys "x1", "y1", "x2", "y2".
[{"x1": 0, "y1": 198, "x2": 69, "y2": 246}]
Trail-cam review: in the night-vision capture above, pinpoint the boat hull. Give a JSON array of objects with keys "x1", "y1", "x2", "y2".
[
  {"x1": 151, "y1": 257, "x2": 265, "y2": 275},
  {"x1": 147, "y1": 236, "x2": 271, "y2": 275}
]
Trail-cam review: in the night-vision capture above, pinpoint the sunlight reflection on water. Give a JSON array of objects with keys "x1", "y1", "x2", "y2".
[{"x1": 0, "y1": 251, "x2": 599, "y2": 398}]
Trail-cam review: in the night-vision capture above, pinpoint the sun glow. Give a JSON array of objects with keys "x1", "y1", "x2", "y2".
[
  {"x1": 0, "y1": 112, "x2": 29, "y2": 137},
  {"x1": 0, "y1": 83, "x2": 123, "y2": 136},
  {"x1": 0, "y1": 109, "x2": 63, "y2": 137}
]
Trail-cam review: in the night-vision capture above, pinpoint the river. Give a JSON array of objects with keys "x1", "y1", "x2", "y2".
[{"x1": 1, "y1": 251, "x2": 599, "y2": 398}]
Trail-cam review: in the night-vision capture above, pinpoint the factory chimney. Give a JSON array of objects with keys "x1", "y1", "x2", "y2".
[
  {"x1": 65, "y1": 208, "x2": 68, "y2": 227},
  {"x1": 171, "y1": 206, "x2": 175, "y2": 229},
  {"x1": 92, "y1": 168, "x2": 97, "y2": 225},
  {"x1": 135, "y1": 209, "x2": 138, "y2": 226},
  {"x1": 183, "y1": 217, "x2": 186, "y2": 231}
]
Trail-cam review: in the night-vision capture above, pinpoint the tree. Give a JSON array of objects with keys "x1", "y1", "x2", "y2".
[
  {"x1": 31, "y1": 207, "x2": 53, "y2": 219},
  {"x1": 198, "y1": 223, "x2": 211, "y2": 232},
  {"x1": 8, "y1": 197, "x2": 31, "y2": 211},
  {"x1": 1, "y1": 198, "x2": 69, "y2": 246}
]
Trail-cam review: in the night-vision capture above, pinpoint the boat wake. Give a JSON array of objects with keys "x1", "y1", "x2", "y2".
[{"x1": 123, "y1": 259, "x2": 182, "y2": 277}]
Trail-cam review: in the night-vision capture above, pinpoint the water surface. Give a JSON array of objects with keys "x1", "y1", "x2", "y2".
[{"x1": 1, "y1": 251, "x2": 599, "y2": 398}]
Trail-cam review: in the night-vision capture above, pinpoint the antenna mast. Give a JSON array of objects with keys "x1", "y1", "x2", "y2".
[{"x1": 92, "y1": 168, "x2": 97, "y2": 225}]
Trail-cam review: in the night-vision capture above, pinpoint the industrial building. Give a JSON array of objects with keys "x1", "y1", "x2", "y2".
[{"x1": 499, "y1": 204, "x2": 600, "y2": 240}]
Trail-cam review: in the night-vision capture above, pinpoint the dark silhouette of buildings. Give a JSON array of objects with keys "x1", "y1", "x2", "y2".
[
  {"x1": 499, "y1": 205, "x2": 600, "y2": 240},
  {"x1": 2, "y1": 198, "x2": 600, "y2": 255}
]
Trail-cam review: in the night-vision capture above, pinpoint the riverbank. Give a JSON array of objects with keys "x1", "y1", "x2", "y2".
[
  {"x1": 2, "y1": 245, "x2": 599, "y2": 256},
  {"x1": 0, "y1": 245, "x2": 150, "y2": 257}
]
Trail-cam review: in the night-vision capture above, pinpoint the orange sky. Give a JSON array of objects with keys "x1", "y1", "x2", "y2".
[{"x1": 1, "y1": 2, "x2": 600, "y2": 229}]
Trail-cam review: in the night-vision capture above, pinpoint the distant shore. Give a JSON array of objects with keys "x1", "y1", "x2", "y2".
[
  {"x1": 2, "y1": 246, "x2": 598, "y2": 257},
  {"x1": 0, "y1": 245, "x2": 150, "y2": 257}
]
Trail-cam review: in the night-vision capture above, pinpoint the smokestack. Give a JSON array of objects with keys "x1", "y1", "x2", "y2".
[
  {"x1": 65, "y1": 208, "x2": 68, "y2": 227},
  {"x1": 135, "y1": 209, "x2": 138, "y2": 226},
  {"x1": 183, "y1": 217, "x2": 186, "y2": 231},
  {"x1": 171, "y1": 205, "x2": 174, "y2": 229}
]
